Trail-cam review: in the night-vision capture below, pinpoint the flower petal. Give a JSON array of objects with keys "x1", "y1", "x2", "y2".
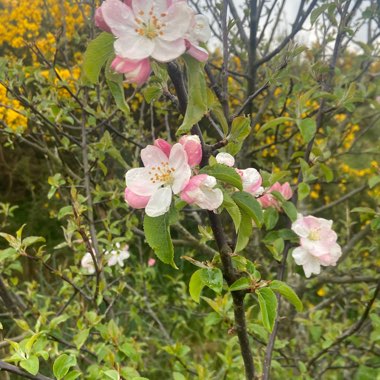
[
  {"x1": 160, "y1": 2, "x2": 194, "y2": 41},
  {"x1": 151, "y1": 38, "x2": 186, "y2": 62},
  {"x1": 125, "y1": 167, "x2": 160, "y2": 196},
  {"x1": 124, "y1": 188, "x2": 150, "y2": 208},
  {"x1": 145, "y1": 187, "x2": 172, "y2": 217},
  {"x1": 114, "y1": 35, "x2": 155, "y2": 60},
  {"x1": 101, "y1": 0, "x2": 136, "y2": 37},
  {"x1": 169, "y1": 144, "x2": 191, "y2": 193},
  {"x1": 141, "y1": 145, "x2": 169, "y2": 167}
]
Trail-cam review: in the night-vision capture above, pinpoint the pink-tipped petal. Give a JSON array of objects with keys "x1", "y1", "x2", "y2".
[
  {"x1": 186, "y1": 43, "x2": 209, "y2": 62},
  {"x1": 154, "y1": 139, "x2": 172, "y2": 158},
  {"x1": 179, "y1": 135, "x2": 202, "y2": 167},
  {"x1": 124, "y1": 188, "x2": 150, "y2": 208},
  {"x1": 94, "y1": 7, "x2": 112, "y2": 33}
]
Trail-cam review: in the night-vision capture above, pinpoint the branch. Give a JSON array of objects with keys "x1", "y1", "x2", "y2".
[
  {"x1": 307, "y1": 277, "x2": 380, "y2": 370},
  {"x1": 0, "y1": 361, "x2": 53, "y2": 380}
]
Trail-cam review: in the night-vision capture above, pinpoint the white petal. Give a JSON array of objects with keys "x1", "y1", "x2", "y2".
[
  {"x1": 198, "y1": 187, "x2": 223, "y2": 210},
  {"x1": 101, "y1": 0, "x2": 136, "y2": 37},
  {"x1": 114, "y1": 35, "x2": 154, "y2": 60},
  {"x1": 141, "y1": 145, "x2": 169, "y2": 167},
  {"x1": 192, "y1": 14, "x2": 211, "y2": 42},
  {"x1": 169, "y1": 144, "x2": 192, "y2": 193},
  {"x1": 151, "y1": 38, "x2": 186, "y2": 62},
  {"x1": 125, "y1": 167, "x2": 160, "y2": 196},
  {"x1": 145, "y1": 187, "x2": 172, "y2": 217},
  {"x1": 302, "y1": 258, "x2": 321, "y2": 278},
  {"x1": 160, "y1": 2, "x2": 193, "y2": 41}
]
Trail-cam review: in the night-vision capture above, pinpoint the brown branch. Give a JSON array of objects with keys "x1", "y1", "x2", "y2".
[{"x1": 0, "y1": 361, "x2": 53, "y2": 380}]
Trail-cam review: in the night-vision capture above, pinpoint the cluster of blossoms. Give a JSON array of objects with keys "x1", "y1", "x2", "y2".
[
  {"x1": 291, "y1": 214, "x2": 342, "y2": 278},
  {"x1": 95, "y1": 0, "x2": 211, "y2": 85},
  {"x1": 125, "y1": 135, "x2": 223, "y2": 217},
  {"x1": 81, "y1": 242, "x2": 130, "y2": 274},
  {"x1": 214, "y1": 152, "x2": 293, "y2": 208}
]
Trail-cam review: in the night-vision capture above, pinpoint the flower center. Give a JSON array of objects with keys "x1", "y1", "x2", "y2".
[
  {"x1": 149, "y1": 162, "x2": 175, "y2": 185},
  {"x1": 308, "y1": 229, "x2": 320, "y2": 241},
  {"x1": 134, "y1": 9, "x2": 166, "y2": 39}
]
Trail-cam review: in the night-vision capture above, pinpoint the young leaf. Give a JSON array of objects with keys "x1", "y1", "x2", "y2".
[
  {"x1": 264, "y1": 207, "x2": 279, "y2": 230},
  {"x1": 297, "y1": 118, "x2": 316, "y2": 143},
  {"x1": 229, "y1": 277, "x2": 251, "y2": 291},
  {"x1": 103, "y1": 370, "x2": 120, "y2": 380},
  {"x1": 297, "y1": 183, "x2": 310, "y2": 201},
  {"x1": 105, "y1": 61, "x2": 130, "y2": 114},
  {"x1": 200, "y1": 164, "x2": 243, "y2": 190},
  {"x1": 232, "y1": 191, "x2": 263, "y2": 227},
  {"x1": 259, "y1": 117, "x2": 294, "y2": 134},
  {"x1": 189, "y1": 269, "x2": 204, "y2": 303},
  {"x1": 200, "y1": 268, "x2": 223, "y2": 294},
  {"x1": 226, "y1": 116, "x2": 251, "y2": 155},
  {"x1": 53, "y1": 354, "x2": 77, "y2": 380},
  {"x1": 222, "y1": 192, "x2": 241, "y2": 232},
  {"x1": 176, "y1": 56, "x2": 208, "y2": 135},
  {"x1": 282, "y1": 201, "x2": 298, "y2": 222},
  {"x1": 269, "y1": 280, "x2": 303, "y2": 312},
  {"x1": 20, "y1": 356, "x2": 39, "y2": 376},
  {"x1": 143, "y1": 213, "x2": 176, "y2": 268},
  {"x1": 235, "y1": 211, "x2": 252, "y2": 252},
  {"x1": 82, "y1": 32, "x2": 115, "y2": 84},
  {"x1": 256, "y1": 287, "x2": 278, "y2": 332}
]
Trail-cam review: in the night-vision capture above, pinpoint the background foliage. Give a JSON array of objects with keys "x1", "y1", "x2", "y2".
[{"x1": 0, "y1": 0, "x2": 380, "y2": 379}]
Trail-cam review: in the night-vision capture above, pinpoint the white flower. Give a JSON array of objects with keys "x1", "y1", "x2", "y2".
[
  {"x1": 105, "y1": 242, "x2": 130, "y2": 267},
  {"x1": 81, "y1": 252, "x2": 96, "y2": 274},
  {"x1": 215, "y1": 152, "x2": 235, "y2": 167}
]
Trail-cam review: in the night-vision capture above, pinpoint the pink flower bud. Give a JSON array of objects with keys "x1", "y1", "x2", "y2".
[
  {"x1": 111, "y1": 57, "x2": 151, "y2": 86},
  {"x1": 154, "y1": 139, "x2": 172, "y2": 158},
  {"x1": 94, "y1": 7, "x2": 111, "y2": 33},
  {"x1": 216, "y1": 152, "x2": 235, "y2": 167},
  {"x1": 124, "y1": 188, "x2": 150, "y2": 209},
  {"x1": 179, "y1": 135, "x2": 202, "y2": 167},
  {"x1": 148, "y1": 258, "x2": 156, "y2": 267},
  {"x1": 258, "y1": 182, "x2": 293, "y2": 209},
  {"x1": 180, "y1": 174, "x2": 223, "y2": 210}
]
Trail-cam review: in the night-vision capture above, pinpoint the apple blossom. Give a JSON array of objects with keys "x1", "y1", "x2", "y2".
[
  {"x1": 124, "y1": 188, "x2": 150, "y2": 209},
  {"x1": 216, "y1": 152, "x2": 235, "y2": 167},
  {"x1": 110, "y1": 56, "x2": 151, "y2": 85},
  {"x1": 258, "y1": 182, "x2": 292, "y2": 209},
  {"x1": 125, "y1": 143, "x2": 191, "y2": 217},
  {"x1": 238, "y1": 168, "x2": 264, "y2": 197},
  {"x1": 81, "y1": 252, "x2": 96, "y2": 274},
  {"x1": 291, "y1": 214, "x2": 342, "y2": 278},
  {"x1": 180, "y1": 174, "x2": 223, "y2": 211},
  {"x1": 105, "y1": 242, "x2": 130, "y2": 267},
  {"x1": 99, "y1": 0, "x2": 195, "y2": 62}
]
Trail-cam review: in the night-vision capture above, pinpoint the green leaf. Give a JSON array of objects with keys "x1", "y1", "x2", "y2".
[
  {"x1": 57, "y1": 206, "x2": 73, "y2": 220},
  {"x1": 259, "y1": 117, "x2": 294, "y2": 134},
  {"x1": 351, "y1": 207, "x2": 376, "y2": 214},
  {"x1": 103, "y1": 370, "x2": 120, "y2": 380},
  {"x1": 0, "y1": 247, "x2": 17, "y2": 262},
  {"x1": 369, "y1": 175, "x2": 380, "y2": 189},
  {"x1": 226, "y1": 116, "x2": 251, "y2": 155},
  {"x1": 73, "y1": 328, "x2": 90, "y2": 349},
  {"x1": 22, "y1": 236, "x2": 45, "y2": 247},
  {"x1": 310, "y1": 3, "x2": 330, "y2": 25},
  {"x1": 200, "y1": 268, "x2": 223, "y2": 294},
  {"x1": 207, "y1": 89, "x2": 228, "y2": 135},
  {"x1": 232, "y1": 191, "x2": 263, "y2": 227},
  {"x1": 298, "y1": 183, "x2": 310, "y2": 201},
  {"x1": 143, "y1": 84, "x2": 162, "y2": 103},
  {"x1": 200, "y1": 164, "x2": 243, "y2": 190},
  {"x1": 53, "y1": 354, "x2": 77, "y2": 380},
  {"x1": 229, "y1": 277, "x2": 251, "y2": 291},
  {"x1": 235, "y1": 211, "x2": 252, "y2": 252},
  {"x1": 264, "y1": 207, "x2": 279, "y2": 230},
  {"x1": 189, "y1": 269, "x2": 204, "y2": 303},
  {"x1": 143, "y1": 213, "x2": 176, "y2": 268},
  {"x1": 105, "y1": 61, "x2": 130, "y2": 114},
  {"x1": 256, "y1": 287, "x2": 278, "y2": 332},
  {"x1": 269, "y1": 280, "x2": 303, "y2": 312},
  {"x1": 82, "y1": 32, "x2": 115, "y2": 84},
  {"x1": 320, "y1": 163, "x2": 334, "y2": 183},
  {"x1": 20, "y1": 356, "x2": 39, "y2": 376},
  {"x1": 222, "y1": 192, "x2": 241, "y2": 232},
  {"x1": 282, "y1": 201, "x2": 298, "y2": 222},
  {"x1": 297, "y1": 118, "x2": 316, "y2": 143},
  {"x1": 176, "y1": 56, "x2": 208, "y2": 135},
  {"x1": 64, "y1": 371, "x2": 81, "y2": 380}
]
